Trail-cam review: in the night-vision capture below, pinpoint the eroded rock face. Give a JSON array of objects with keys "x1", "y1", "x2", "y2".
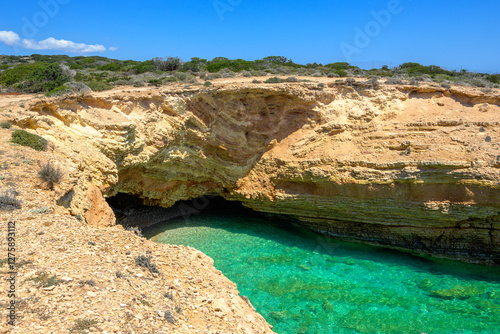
[
  {"x1": 15, "y1": 80, "x2": 500, "y2": 264},
  {"x1": 85, "y1": 184, "x2": 116, "y2": 227}
]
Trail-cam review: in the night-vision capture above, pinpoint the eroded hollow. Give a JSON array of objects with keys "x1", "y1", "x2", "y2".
[{"x1": 106, "y1": 193, "x2": 278, "y2": 229}]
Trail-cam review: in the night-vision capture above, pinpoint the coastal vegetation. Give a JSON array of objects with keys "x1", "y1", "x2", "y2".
[
  {"x1": 10, "y1": 129, "x2": 48, "y2": 151},
  {"x1": 0, "y1": 54, "x2": 498, "y2": 96}
]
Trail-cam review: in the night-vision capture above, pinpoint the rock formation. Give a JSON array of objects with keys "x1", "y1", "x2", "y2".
[{"x1": 12, "y1": 79, "x2": 500, "y2": 264}]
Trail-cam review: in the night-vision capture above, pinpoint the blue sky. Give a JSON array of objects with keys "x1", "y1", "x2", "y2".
[{"x1": 1, "y1": 0, "x2": 499, "y2": 73}]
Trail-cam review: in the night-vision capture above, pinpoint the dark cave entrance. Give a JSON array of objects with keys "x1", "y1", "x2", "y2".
[{"x1": 106, "y1": 193, "x2": 262, "y2": 230}]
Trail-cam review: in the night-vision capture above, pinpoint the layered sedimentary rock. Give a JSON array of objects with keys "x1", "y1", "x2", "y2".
[{"x1": 14, "y1": 80, "x2": 500, "y2": 264}]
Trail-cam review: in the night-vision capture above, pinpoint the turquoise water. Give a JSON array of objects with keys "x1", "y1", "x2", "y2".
[{"x1": 146, "y1": 209, "x2": 500, "y2": 334}]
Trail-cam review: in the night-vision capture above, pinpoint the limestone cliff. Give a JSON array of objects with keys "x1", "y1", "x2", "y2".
[{"x1": 12, "y1": 79, "x2": 500, "y2": 264}]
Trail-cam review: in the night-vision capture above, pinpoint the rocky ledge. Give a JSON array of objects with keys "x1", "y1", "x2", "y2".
[{"x1": 7, "y1": 77, "x2": 500, "y2": 265}]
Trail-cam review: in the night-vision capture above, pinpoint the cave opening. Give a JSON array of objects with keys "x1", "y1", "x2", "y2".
[{"x1": 106, "y1": 192, "x2": 286, "y2": 230}]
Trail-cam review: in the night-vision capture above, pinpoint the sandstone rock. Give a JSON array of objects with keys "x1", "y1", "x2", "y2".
[
  {"x1": 5, "y1": 80, "x2": 500, "y2": 266},
  {"x1": 85, "y1": 184, "x2": 116, "y2": 227}
]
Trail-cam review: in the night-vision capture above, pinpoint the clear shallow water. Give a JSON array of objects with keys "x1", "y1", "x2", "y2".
[{"x1": 146, "y1": 209, "x2": 500, "y2": 334}]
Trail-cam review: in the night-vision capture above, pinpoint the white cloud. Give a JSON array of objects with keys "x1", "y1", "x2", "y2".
[
  {"x1": 0, "y1": 31, "x2": 21, "y2": 46},
  {"x1": 109, "y1": 47, "x2": 119, "y2": 51},
  {"x1": 0, "y1": 30, "x2": 106, "y2": 53},
  {"x1": 21, "y1": 37, "x2": 106, "y2": 53}
]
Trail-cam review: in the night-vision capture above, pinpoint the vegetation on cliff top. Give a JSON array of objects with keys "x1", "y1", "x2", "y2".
[{"x1": 0, "y1": 54, "x2": 498, "y2": 95}]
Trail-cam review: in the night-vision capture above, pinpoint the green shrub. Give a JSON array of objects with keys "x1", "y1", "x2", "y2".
[
  {"x1": 206, "y1": 57, "x2": 253, "y2": 73},
  {"x1": 46, "y1": 85, "x2": 70, "y2": 97},
  {"x1": 164, "y1": 76, "x2": 177, "y2": 82},
  {"x1": 11, "y1": 130, "x2": 47, "y2": 151},
  {"x1": 97, "y1": 62, "x2": 122, "y2": 71},
  {"x1": 325, "y1": 62, "x2": 355, "y2": 70},
  {"x1": 0, "y1": 122, "x2": 11, "y2": 129},
  {"x1": 398, "y1": 62, "x2": 451, "y2": 76},
  {"x1": 69, "y1": 63, "x2": 84, "y2": 70},
  {"x1": 14, "y1": 63, "x2": 70, "y2": 93},
  {"x1": 133, "y1": 61, "x2": 155, "y2": 74},
  {"x1": 38, "y1": 162, "x2": 63, "y2": 189},
  {"x1": 385, "y1": 77, "x2": 403, "y2": 85},
  {"x1": 264, "y1": 77, "x2": 283, "y2": 83},
  {"x1": 85, "y1": 81, "x2": 113, "y2": 92},
  {"x1": 148, "y1": 79, "x2": 162, "y2": 87},
  {"x1": 0, "y1": 63, "x2": 47, "y2": 86},
  {"x1": 80, "y1": 57, "x2": 96, "y2": 65},
  {"x1": 487, "y1": 74, "x2": 500, "y2": 84},
  {"x1": 334, "y1": 69, "x2": 347, "y2": 77},
  {"x1": 204, "y1": 81, "x2": 212, "y2": 87}
]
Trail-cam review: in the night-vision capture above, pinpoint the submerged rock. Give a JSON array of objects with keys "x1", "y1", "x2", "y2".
[{"x1": 430, "y1": 285, "x2": 487, "y2": 300}]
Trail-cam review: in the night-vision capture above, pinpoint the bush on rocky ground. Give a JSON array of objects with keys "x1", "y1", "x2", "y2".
[
  {"x1": 135, "y1": 255, "x2": 160, "y2": 274},
  {"x1": 37, "y1": 162, "x2": 63, "y2": 189},
  {"x1": 11, "y1": 130, "x2": 47, "y2": 151},
  {"x1": 265, "y1": 77, "x2": 282, "y2": 83},
  {"x1": 0, "y1": 189, "x2": 21, "y2": 210}
]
